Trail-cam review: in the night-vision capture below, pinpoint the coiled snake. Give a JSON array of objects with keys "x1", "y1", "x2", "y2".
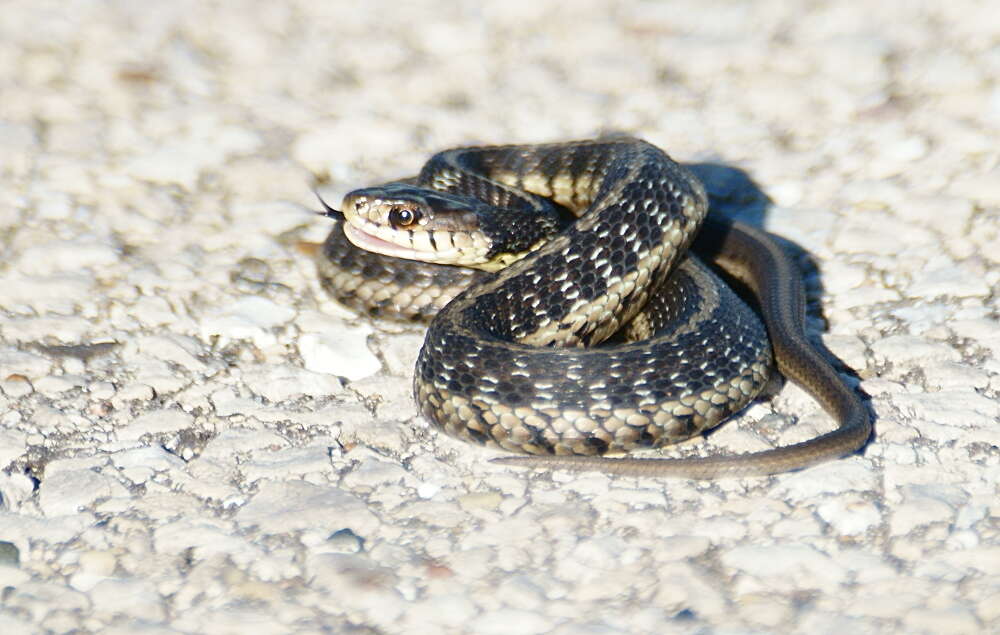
[{"x1": 316, "y1": 138, "x2": 870, "y2": 478}]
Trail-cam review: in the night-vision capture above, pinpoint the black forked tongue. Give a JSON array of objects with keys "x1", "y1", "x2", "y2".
[{"x1": 313, "y1": 190, "x2": 344, "y2": 220}]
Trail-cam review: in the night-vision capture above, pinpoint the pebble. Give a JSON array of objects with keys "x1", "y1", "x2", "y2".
[
  {"x1": 118, "y1": 409, "x2": 194, "y2": 442},
  {"x1": 325, "y1": 528, "x2": 365, "y2": 554},
  {"x1": 37, "y1": 469, "x2": 129, "y2": 517},
  {"x1": 240, "y1": 364, "x2": 342, "y2": 402},
  {"x1": 816, "y1": 496, "x2": 882, "y2": 535},
  {"x1": 0, "y1": 349, "x2": 52, "y2": 378},
  {"x1": 241, "y1": 445, "x2": 333, "y2": 481},
  {"x1": 341, "y1": 458, "x2": 415, "y2": 490},
  {"x1": 110, "y1": 446, "x2": 186, "y2": 474},
  {"x1": 469, "y1": 608, "x2": 553, "y2": 635},
  {"x1": 305, "y1": 552, "x2": 404, "y2": 628},
  {"x1": 199, "y1": 296, "x2": 296, "y2": 349},
  {"x1": 907, "y1": 265, "x2": 991, "y2": 299},
  {"x1": 298, "y1": 328, "x2": 382, "y2": 381},
  {"x1": 921, "y1": 361, "x2": 990, "y2": 391},
  {"x1": 889, "y1": 489, "x2": 960, "y2": 535},
  {"x1": 773, "y1": 461, "x2": 879, "y2": 503},
  {"x1": 722, "y1": 544, "x2": 848, "y2": 593},
  {"x1": 0, "y1": 430, "x2": 28, "y2": 471},
  {"x1": 2, "y1": 274, "x2": 98, "y2": 315},
  {"x1": 34, "y1": 374, "x2": 87, "y2": 395},
  {"x1": 16, "y1": 238, "x2": 120, "y2": 277},
  {"x1": 153, "y1": 518, "x2": 262, "y2": 567},
  {"x1": 890, "y1": 391, "x2": 1000, "y2": 428},
  {"x1": 89, "y1": 577, "x2": 166, "y2": 622},
  {"x1": 869, "y1": 334, "x2": 961, "y2": 366},
  {"x1": 902, "y1": 607, "x2": 981, "y2": 635},
  {"x1": 0, "y1": 541, "x2": 20, "y2": 566},
  {"x1": 403, "y1": 594, "x2": 478, "y2": 631},
  {"x1": 135, "y1": 334, "x2": 209, "y2": 374},
  {"x1": 236, "y1": 480, "x2": 379, "y2": 535}
]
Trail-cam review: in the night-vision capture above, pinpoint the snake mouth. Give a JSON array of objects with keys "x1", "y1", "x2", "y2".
[
  {"x1": 342, "y1": 222, "x2": 429, "y2": 261},
  {"x1": 342, "y1": 218, "x2": 501, "y2": 269}
]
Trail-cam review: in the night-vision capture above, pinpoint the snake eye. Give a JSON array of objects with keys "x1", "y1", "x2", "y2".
[{"x1": 388, "y1": 207, "x2": 421, "y2": 228}]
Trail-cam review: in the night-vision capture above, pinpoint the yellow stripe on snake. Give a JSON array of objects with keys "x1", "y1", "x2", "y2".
[{"x1": 315, "y1": 138, "x2": 870, "y2": 478}]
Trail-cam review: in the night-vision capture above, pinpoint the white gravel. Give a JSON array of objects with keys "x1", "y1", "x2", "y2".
[{"x1": 1, "y1": 0, "x2": 999, "y2": 632}]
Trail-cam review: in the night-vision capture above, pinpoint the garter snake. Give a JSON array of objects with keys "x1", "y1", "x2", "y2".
[{"x1": 316, "y1": 138, "x2": 870, "y2": 478}]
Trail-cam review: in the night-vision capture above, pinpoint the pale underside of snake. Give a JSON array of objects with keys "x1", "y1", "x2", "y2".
[{"x1": 315, "y1": 138, "x2": 871, "y2": 479}]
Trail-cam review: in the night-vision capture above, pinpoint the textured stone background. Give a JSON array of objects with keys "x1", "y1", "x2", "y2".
[{"x1": 1, "y1": 1, "x2": 999, "y2": 632}]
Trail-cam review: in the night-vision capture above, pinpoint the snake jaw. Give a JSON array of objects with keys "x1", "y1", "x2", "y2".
[{"x1": 339, "y1": 185, "x2": 503, "y2": 269}]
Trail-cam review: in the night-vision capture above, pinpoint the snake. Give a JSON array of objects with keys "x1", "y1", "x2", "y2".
[{"x1": 315, "y1": 138, "x2": 870, "y2": 478}]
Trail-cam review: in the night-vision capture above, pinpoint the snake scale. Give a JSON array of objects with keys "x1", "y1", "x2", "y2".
[{"x1": 315, "y1": 138, "x2": 870, "y2": 478}]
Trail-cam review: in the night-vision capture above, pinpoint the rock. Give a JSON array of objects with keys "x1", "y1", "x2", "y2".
[{"x1": 236, "y1": 480, "x2": 379, "y2": 535}]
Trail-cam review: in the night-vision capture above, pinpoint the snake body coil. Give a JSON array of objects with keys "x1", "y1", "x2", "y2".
[{"x1": 317, "y1": 138, "x2": 870, "y2": 478}]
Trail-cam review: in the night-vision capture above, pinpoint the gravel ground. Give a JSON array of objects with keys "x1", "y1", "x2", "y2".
[{"x1": 2, "y1": 1, "x2": 999, "y2": 633}]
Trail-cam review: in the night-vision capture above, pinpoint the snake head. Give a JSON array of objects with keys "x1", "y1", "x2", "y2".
[{"x1": 340, "y1": 183, "x2": 499, "y2": 268}]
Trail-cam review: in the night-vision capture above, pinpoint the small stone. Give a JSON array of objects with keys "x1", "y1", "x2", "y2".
[
  {"x1": 87, "y1": 381, "x2": 116, "y2": 400},
  {"x1": 241, "y1": 445, "x2": 332, "y2": 481},
  {"x1": 110, "y1": 446, "x2": 186, "y2": 473},
  {"x1": 110, "y1": 383, "x2": 155, "y2": 408},
  {"x1": 0, "y1": 541, "x2": 20, "y2": 566},
  {"x1": 396, "y1": 500, "x2": 467, "y2": 529},
  {"x1": 305, "y1": 552, "x2": 404, "y2": 628},
  {"x1": 0, "y1": 349, "x2": 52, "y2": 378},
  {"x1": 0, "y1": 430, "x2": 28, "y2": 471},
  {"x1": 240, "y1": 364, "x2": 342, "y2": 402},
  {"x1": 495, "y1": 575, "x2": 547, "y2": 611},
  {"x1": 0, "y1": 374, "x2": 33, "y2": 398},
  {"x1": 735, "y1": 593, "x2": 794, "y2": 628},
  {"x1": 469, "y1": 608, "x2": 553, "y2": 635},
  {"x1": 817, "y1": 497, "x2": 882, "y2": 535},
  {"x1": 774, "y1": 461, "x2": 878, "y2": 502},
  {"x1": 342, "y1": 458, "x2": 413, "y2": 490},
  {"x1": 977, "y1": 589, "x2": 1000, "y2": 623},
  {"x1": 721, "y1": 545, "x2": 848, "y2": 592},
  {"x1": 326, "y1": 528, "x2": 365, "y2": 554},
  {"x1": 153, "y1": 519, "x2": 262, "y2": 566},
  {"x1": 0, "y1": 565, "x2": 30, "y2": 590},
  {"x1": 298, "y1": 327, "x2": 382, "y2": 381},
  {"x1": 902, "y1": 607, "x2": 980, "y2": 635},
  {"x1": 417, "y1": 482, "x2": 442, "y2": 499},
  {"x1": 209, "y1": 387, "x2": 258, "y2": 417},
  {"x1": 458, "y1": 491, "x2": 503, "y2": 513},
  {"x1": 657, "y1": 535, "x2": 712, "y2": 561},
  {"x1": 38, "y1": 469, "x2": 128, "y2": 517},
  {"x1": 870, "y1": 335, "x2": 961, "y2": 366},
  {"x1": 34, "y1": 374, "x2": 86, "y2": 395},
  {"x1": 890, "y1": 486, "x2": 963, "y2": 535},
  {"x1": 89, "y1": 577, "x2": 166, "y2": 622},
  {"x1": 200, "y1": 296, "x2": 296, "y2": 348},
  {"x1": 890, "y1": 391, "x2": 1000, "y2": 428},
  {"x1": 136, "y1": 334, "x2": 208, "y2": 373},
  {"x1": 922, "y1": 361, "x2": 990, "y2": 391},
  {"x1": 907, "y1": 266, "x2": 991, "y2": 299},
  {"x1": 236, "y1": 480, "x2": 379, "y2": 535},
  {"x1": 119, "y1": 409, "x2": 194, "y2": 441},
  {"x1": 199, "y1": 428, "x2": 288, "y2": 460},
  {"x1": 403, "y1": 594, "x2": 478, "y2": 631},
  {"x1": 0, "y1": 473, "x2": 36, "y2": 510},
  {"x1": 16, "y1": 238, "x2": 120, "y2": 276},
  {"x1": 2, "y1": 275, "x2": 98, "y2": 315},
  {"x1": 130, "y1": 295, "x2": 178, "y2": 328}
]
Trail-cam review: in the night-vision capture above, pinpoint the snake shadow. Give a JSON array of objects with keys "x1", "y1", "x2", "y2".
[{"x1": 684, "y1": 162, "x2": 874, "y2": 443}]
